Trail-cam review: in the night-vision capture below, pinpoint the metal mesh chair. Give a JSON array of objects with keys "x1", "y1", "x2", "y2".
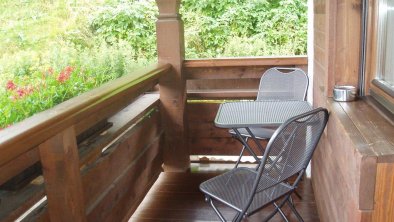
[
  {"x1": 201, "y1": 108, "x2": 329, "y2": 222},
  {"x1": 229, "y1": 67, "x2": 309, "y2": 167}
]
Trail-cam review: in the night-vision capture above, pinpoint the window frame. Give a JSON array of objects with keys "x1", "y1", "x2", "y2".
[{"x1": 366, "y1": 0, "x2": 394, "y2": 114}]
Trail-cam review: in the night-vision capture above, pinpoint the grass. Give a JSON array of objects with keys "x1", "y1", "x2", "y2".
[{"x1": 0, "y1": 0, "x2": 151, "y2": 128}]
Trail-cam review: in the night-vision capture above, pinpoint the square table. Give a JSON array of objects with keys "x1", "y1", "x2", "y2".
[{"x1": 214, "y1": 100, "x2": 313, "y2": 163}]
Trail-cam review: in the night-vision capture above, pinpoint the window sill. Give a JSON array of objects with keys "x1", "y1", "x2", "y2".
[{"x1": 329, "y1": 96, "x2": 394, "y2": 163}]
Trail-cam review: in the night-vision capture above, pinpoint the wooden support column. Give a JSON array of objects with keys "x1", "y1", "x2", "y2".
[
  {"x1": 39, "y1": 127, "x2": 87, "y2": 222},
  {"x1": 156, "y1": 0, "x2": 189, "y2": 172}
]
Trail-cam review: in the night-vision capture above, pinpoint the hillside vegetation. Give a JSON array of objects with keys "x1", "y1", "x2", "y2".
[{"x1": 0, "y1": 0, "x2": 307, "y2": 128}]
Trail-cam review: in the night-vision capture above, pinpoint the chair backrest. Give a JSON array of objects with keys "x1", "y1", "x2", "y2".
[
  {"x1": 256, "y1": 67, "x2": 309, "y2": 101},
  {"x1": 256, "y1": 108, "x2": 329, "y2": 189}
]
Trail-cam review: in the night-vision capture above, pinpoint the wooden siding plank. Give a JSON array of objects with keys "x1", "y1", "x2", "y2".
[
  {"x1": 187, "y1": 89, "x2": 257, "y2": 100},
  {"x1": 82, "y1": 111, "x2": 161, "y2": 208},
  {"x1": 185, "y1": 66, "x2": 270, "y2": 80},
  {"x1": 0, "y1": 177, "x2": 45, "y2": 222},
  {"x1": 339, "y1": 98, "x2": 394, "y2": 161},
  {"x1": 0, "y1": 64, "x2": 170, "y2": 168},
  {"x1": 183, "y1": 56, "x2": 308, "y2": 68},
  {"x1": 372, "y1": 163, "x2": 394, "y2": 222},
  {"x1": 0, "y1": 148, "x2": 39, "y2": 186},
  {"x1": 79, "y1": 95, "x2": 160, "y2": 166},
  {"x1": 86, "y1": 136, "x2": 163, "y2": 222},
  {"x1": 131, "y1": 172, "x2": 319, "y2": 222},
  {"x1": 187, "y1": 79, "x2": 260, "y2": 91}
]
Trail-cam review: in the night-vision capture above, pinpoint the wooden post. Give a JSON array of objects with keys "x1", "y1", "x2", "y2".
[
  {"x1": 156, "y1": 0, "x2": 190, "y2": 171},
  {"x1": 39, "y1": 127, "x2": 87, "y2": 222}
]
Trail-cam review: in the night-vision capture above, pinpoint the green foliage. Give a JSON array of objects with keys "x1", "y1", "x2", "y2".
[
  {"x1": 181, "y1": 0, "x2": 308, "y2": 58},
  {"x1": 0, "y1": 0, "x2": 308, "y2": 128},
  {"x1": 89, "y1": 0, "x2": 158, "y2": 60},
  {"x1": 0, "y1": 41, "x2": 150, "y2": 128}
]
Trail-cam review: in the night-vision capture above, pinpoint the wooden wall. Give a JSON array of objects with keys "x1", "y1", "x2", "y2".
[
  {"x1": 184, "y1": 57, "x2": 308, "y2": 156},
  {"x1": 0, "y1": 65, "x2": 170, "y2": 222},
  {"x1": 312, "y1": 1, "x2": 394, "y2": 222}
]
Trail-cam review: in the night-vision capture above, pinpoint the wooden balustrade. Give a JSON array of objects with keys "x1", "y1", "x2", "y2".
[
  {"x1": 0, "y1": 64, "x2": 170, "y2": 222},
  {"x1": 0, "y1": 56, "x2": 308, "y2": 221},
  {"x1": 184, "y1": 56, "x2": 308, "y2": 156}
]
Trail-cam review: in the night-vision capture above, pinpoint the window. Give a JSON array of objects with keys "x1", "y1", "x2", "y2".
[{"x1": 374, "y1": 0, "x2": 394, "y2": 94}]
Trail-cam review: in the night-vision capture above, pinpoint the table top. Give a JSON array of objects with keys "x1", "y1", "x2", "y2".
[{"x1": 214, "y1": 100, "x2": 312, "y2": 128}]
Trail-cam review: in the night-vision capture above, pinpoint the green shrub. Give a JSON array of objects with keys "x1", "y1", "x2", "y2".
[
  {"x1": 0, "y1": 0, "x2": 307, "y2": 128},
  {"x1": 0, "y1": 41, "x2": 151, "y2": 128},
  {"x1": 89, "y1": 0, "x2": 158, "y2": 60},
  {"x1": 181, "y1": 0, "x2": 308, "y2": 58}
]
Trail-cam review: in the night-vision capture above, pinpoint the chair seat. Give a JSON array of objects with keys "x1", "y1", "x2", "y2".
[
  {"x1": 228, "y1": 127, "x2": 276, "y2": 139},
  {"x1": 199, "y1": 168, "x2": 293, "y2": 215}
]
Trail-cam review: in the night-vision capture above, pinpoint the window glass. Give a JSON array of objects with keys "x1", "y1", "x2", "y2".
[{"x1": 377, "y1": 0, "x2": 394, "y2": 86}]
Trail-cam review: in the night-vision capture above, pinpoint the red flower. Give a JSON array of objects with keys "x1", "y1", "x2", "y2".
[
  {"x1": 57, "y1": 66, "x2": 74, "y2": 83},
  {"x1": 16, "y1": 88, "x2": 27, "y2": 97},
  {"x1": 13, "y1": 86, "x2": 34, "y2": 99},
  {"x1": 6, "y1": 80, "x2": 16, "y2": 91},
  {"x1": 47, "y1": 67, "x2": 54, "y2": 75}
]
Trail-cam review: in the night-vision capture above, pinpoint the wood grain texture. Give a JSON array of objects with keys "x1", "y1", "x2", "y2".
[
  {"x1": 364, "y1": 0, "x2": 379, "y2": 95},
  {"x1": 0, "y1": 177, "x2": 44, "y2": 222},
  {"x1": 333, "y1": 0, "x2": 361, "y2": 88},
  {"x1": 372, "y1": 163, "x2": 394, "y2": 222},
  {"x1": 339, "y1": 98, "x2": 394, "y2": 162},
  {"x1": 0, "y1": 147, "x2": 39, "y2": 186},
  {"x1": 130, "y1": 172, "x2": 319, "y2": 222},
  {"x1": 79, "y1": 94, "x2": 160, "y2": 167},
  {"x1": 185, "y1": 62, "x2": 308, "y2": 100},
  {"x1": 187, "y1": 89, "x2": 257, "y2": 100},
  {"x1": 0, "y1": 64, "x2": 170, "y2": 168},
  {"x1": 312, "y1": 99, "x2": 385, "y2": 222},
  {"x1": 156, "y1": 0, "x2": 189, "y2": 172},
  {"x1": 185, "y1": 66, "x2": 270, "y2": 80},
  {"x1": 38, "y1": 127, "x2": 87, "y2": 222},
  {"x1": 186, "y1": 102, "x2": 267, "y2": 156},
  {"x1": 86, "y1": 135, "x2": 163, "y2": 222},
  {"x1": 82, "y1": 111, "x2": 161, "y2": 208},
  {"x1": 183, "y1": 56, "x2": 308, "y2": 68}
]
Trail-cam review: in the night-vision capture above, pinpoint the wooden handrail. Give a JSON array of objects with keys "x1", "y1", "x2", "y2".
[
  {"x1": 0, "y1": 63, "x2": 171, "y2": 167},
  {"x1": 183, "y1": 56, "x2": 308, "y2": 67}
]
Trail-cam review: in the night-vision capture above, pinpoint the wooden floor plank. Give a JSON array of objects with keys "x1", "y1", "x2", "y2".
[{"x1": 129, "y1": 172, "x2": 319, "y2": 222}]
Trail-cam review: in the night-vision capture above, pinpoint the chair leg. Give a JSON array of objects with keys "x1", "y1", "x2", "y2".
[
  {"x1": 208, "y1": 198, "x2": 227, "y2": 222},
  {"x1": 232, "y1": 212, "x2": 243, "y2": 222},
  {"x1": 286, "y1": 199, "x2": 304, "y2": 222},
  {"x1": 274, "y1": 202, "x2": 290, "y2": 222},
  {"x1": 262, "y1": 198, "x2": 289, "y2": 222},
  {"x1": 234, "y1": 137, "x2": 248, "y2": 168}
]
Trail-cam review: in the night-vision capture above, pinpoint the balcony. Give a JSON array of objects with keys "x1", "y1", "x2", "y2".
[{"x1": 1, "y1": 0, "x2": 394, "y2": 222}]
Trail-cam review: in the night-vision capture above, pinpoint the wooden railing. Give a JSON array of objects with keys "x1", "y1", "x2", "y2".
[
  {"x1": 184, "y1": 56, "x2": 308, "y2": 156},
  {"x1": 0, "y1": 56, "x2": 307, "y2": 221},
  {"x1": 0, "y1": 64, "x2": 171, "y2": 222}
]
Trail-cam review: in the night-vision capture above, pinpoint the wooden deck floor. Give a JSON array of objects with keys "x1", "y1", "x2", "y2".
[{"x1": 129, "y1": 170, "x2": 320, "y2": 221}]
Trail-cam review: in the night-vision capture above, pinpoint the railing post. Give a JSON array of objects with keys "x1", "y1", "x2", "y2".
[
  {"x1": 39, "y1": 126, "x2": 87, "y2": 222},
  {"x1": 156, "y1": 0, "x2": 189, "y2": 171}
]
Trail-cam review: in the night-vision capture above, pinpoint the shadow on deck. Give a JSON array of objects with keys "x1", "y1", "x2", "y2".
[{"x1": 130, "y1": 165, "x2": 320, "y2": 222}]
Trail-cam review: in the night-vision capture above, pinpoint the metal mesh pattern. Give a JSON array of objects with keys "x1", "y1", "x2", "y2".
[
  {"x1": 215, "y1": 100, "x2": 312, "y2": 128},
  {"x1": 200, "y1": 108, "x2": 329, "y2": 218},
  {"x1": 258, "y1": 108, "x2": 328, "y2": 188},
  {"x1": 199, "y1": 168, "x2": 292, "y2": 213},
  {"x1": 256, "y1": 67, "x2": 309, "y2": 101},
  {"x1": 228, "y1": 127, "x2": 276, "y2": 139}
]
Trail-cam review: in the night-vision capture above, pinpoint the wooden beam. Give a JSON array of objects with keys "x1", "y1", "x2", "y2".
[
  {"x1": 156, "y1": 0, "x2": 189, "y2": 171},
  {"x1": 183, "y1": 56, "x2": 308, "y2": 68},
  {"x1": 0, "y1": 64, "x2": 170, "y2": 168},
  {"x1": 38, "y1": 127, "x2": 86, "y2": 222},
  {"x1": 372, "y1": 163, "x2": 394, "y2": 222}
]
